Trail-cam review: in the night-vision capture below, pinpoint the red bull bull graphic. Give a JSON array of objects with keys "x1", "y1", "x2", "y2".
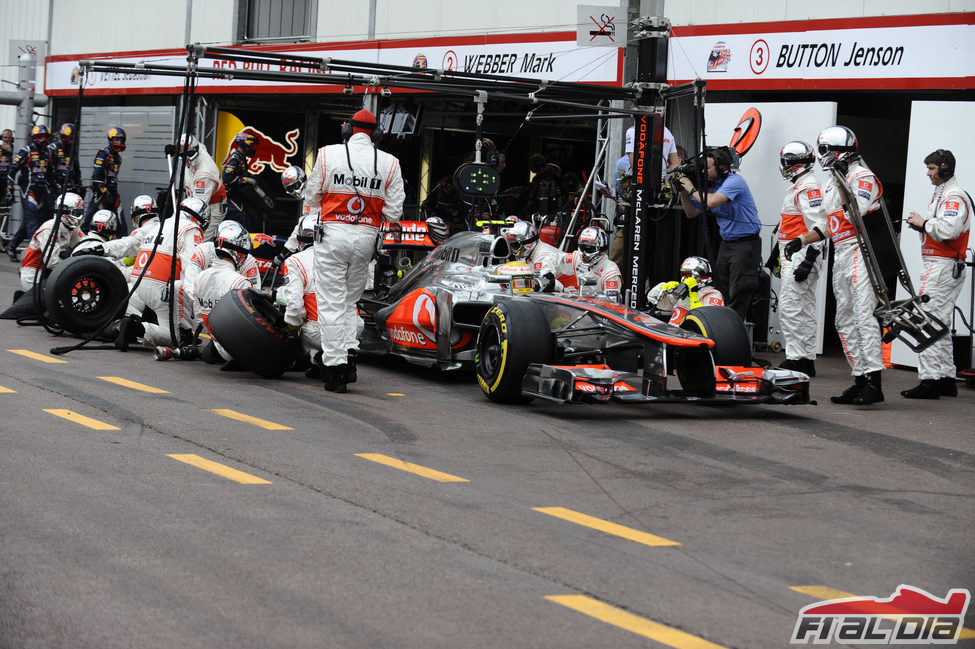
[{"x1": 238, "y1": 126, "x2": 299, "y2": 175}]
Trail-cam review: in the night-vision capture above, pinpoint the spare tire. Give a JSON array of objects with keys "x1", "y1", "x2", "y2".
[
  {"x1": 43, "y1": 256, "x2": 128, "y2": 334},
  {"x1": 207, "y1": 288, "x2": 301, "y2": 378}
]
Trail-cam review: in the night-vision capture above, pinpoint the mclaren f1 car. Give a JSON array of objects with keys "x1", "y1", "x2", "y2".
[{"x1": 359, "y1": 224, "x2": 811, "y2": 406}]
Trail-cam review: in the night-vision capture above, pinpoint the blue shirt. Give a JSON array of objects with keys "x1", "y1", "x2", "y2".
[{"x1": 691, "y1": 172, "x2": 760, "y2": 241}]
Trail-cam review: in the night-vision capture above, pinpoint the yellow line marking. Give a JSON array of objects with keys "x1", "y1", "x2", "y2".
[
  {"x1": 0, "y1": 386, "x2": 15, "y2": 393},
  {"x1": 546, "y1": 595, "x2": 729, "y2": 648},
  {"x1": 44, "y1": 409, "x2": 120, "y2": 430},
  {"x1": 167, "y1": 454, "x2": 272, "y2": 484},
  {"x1": 98, "y1": 376, "x2": 170, "y2": 394},
  {"x1": 791, "y1": 586, "x2": 975, "y2": 639},
  {"x1": 388, "y1": 393, "x2": 405, "y2": 396},
  {"x1": 9, "y1": 349, "x2": 68, "y2": 364},
  {"x1": 355, "y1": 453, "x2": 469, "y2": 482},
  {"x1": 534, "y1": 507, "x2": 681, "y2": 547},
  {"x1": 208, "y1": 409, "x2": 293, "y2": 430}
]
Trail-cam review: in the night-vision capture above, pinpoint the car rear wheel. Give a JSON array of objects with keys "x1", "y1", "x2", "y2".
[
  {"x1": 207, "y1": 288, "x2": 302, "y2": 378},
  {"x1": 476, "y1": 299, "x2": 553, "y2": 404}
]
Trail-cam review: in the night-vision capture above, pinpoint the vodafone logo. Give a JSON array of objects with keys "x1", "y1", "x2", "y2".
[
  {"x1": 412, "y1": 292, "x2": 436, "y2": 342},
  {"x1": 347, "y1": 196, "x2": 364, "y2": 214}
]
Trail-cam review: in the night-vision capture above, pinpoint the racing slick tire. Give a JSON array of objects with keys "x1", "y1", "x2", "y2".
[
  {"x1": 680, "y1": 305, "x2": 752, "y2": 366},
  {"x1": 476, "y1": 299, "x2": 553, "y2": 404},
  {"x1": 43, "y1": 256, "x2": 128, "y2": 334},
  {"x1": 207, "y1": 288, "x2": 302, "y2": 378}
]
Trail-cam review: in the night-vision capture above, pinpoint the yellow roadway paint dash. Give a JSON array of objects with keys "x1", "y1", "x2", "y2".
[
  {"x1": 98, "y1": 376, "x2": 170, "y2": 394},
  {"x1": 209, "y1": 409, "x2": 293, "y2": 430},
  {"x1": 388, "y1": 393, "x2": 405, "y2": 397},
  {"x1": 9, "y1": 349, "x2": 68, "y2": 364},
  {"x1": 534, "y1": 507, "x2": 681, "y2": 547},
  {"x1": 167, "y1": 454, "x2": 271, "y2": 484},
  {"x1": 44, "y1": 409, "x2": 119, "y2": 430},
  {"x1": 0, "y1": 386, "x2": 15, "y2": 393},
  {"x1": 546, "y1": 595, "x2": 729, "y2": 648},
  {"x1": 791, "y1": 586, "x2": 975, "y2": 640},
  {"x1": 355, "y1": 453, "x2": 469, "y2": 482}
]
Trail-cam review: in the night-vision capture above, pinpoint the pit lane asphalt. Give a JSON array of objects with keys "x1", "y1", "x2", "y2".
[{"x1": 0, "y1": 258, "x2": 972, "y2": 649}]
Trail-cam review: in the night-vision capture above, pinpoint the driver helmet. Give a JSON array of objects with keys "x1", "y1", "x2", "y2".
[
  {"x1": 179, "y1": 196, "x2": 211, "y2": 231},
  {"x1": 679, "y1": 256, "x2": 712, "y2": 286},
  {"x1": 54, "y1": 192, "x2": 85, "y2": 230},
  {"x1": 281, "y1": 165, "x2": 306, "y2": 197},
  {"x1": 131, "y1": 195, "x2": 158, "y2": 228},
  {"x1": 779, "y1": 140, "x2": 816, "y2": 181},
  {"x1": 492, "y1": 261, "x2": 535, "y2": 294},
  {"x1": 179, "y1": 133, "x2": 199, "y2": 160},
  {"x1": 214, "y1": 220, "x2": 252, "y2": 269},
  {"x1": 107, "y1": 127, "x2": 126, "y2": 152},
  {"x1": 505, "y1": 220, "x2": 539, "y2": 260},
  {"x1": 234, "y1": 131, "x2": 259, "y2": 157},
  {"x1": 90, "y1": 209, "x2": 120, "y2": 240},
  {"x1": 816, "y1": 125, "x2": 858, "y2": 169},
  {"x1": 296, "y1": 212, "x2": 318, "y2": 249},
  {"x1": 576, "y1": 226, "x2": 609, "y2": 266},
  {"x1": 424, "y1": 216, "x2": 448, "y2": 245}
]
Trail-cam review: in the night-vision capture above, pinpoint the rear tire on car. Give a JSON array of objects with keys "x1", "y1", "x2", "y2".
[
  {"x1": 207, "y1": 288, "x2": 302, "y2": 378},
  {"x1": 475, "y1": 299, "x2": 553, "y2": 404},
  {"x1": 43, "y1": 256, "x2": 128, "y2": 334}
]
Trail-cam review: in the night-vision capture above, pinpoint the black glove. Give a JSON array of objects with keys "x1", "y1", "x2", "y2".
[
  {"x1": 271, "y1": 247, "x2": 293, "y2": 269},
  {"x1": 72, "y1": 244, "x2": 105, "y2": 257},
  {"x1": 59, "y1": 247, "x2": 73, "y2": 259},
  {"x1": 539, "y1": 272, "x2": 556, "y2": 293},
  {"x1": 783, "y1": 237, "x2": 803, "y2": 261},
  {"x1": 164, "y1": 144, "x2": 177, "y2": 156},
  {"x1": 793, "y1": 246, "x2": 821, "y2": 282}
]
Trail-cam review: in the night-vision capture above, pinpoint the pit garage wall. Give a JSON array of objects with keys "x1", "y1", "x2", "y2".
[
  {"x1": 703, "y1": 101, "x2": 837, "y2": 355},
  {"x1": 891, "y1": 101, "x2": 975, "y2": 369}
]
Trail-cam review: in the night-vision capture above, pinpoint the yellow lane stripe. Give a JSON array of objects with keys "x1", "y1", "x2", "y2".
[
  {"x1": 533, "y1": 507, "x2": 681, "y2": 547},
  {"x1": 355, "y1": 453, "x2": 469, "y2": 482},
  {"x1": 208, "y1": 409, "x2": 293, "y2": 430},
  {"x1": 98, "y1": 376, "x2": 170, "y2": 394},
  {"x1": 0, "y1": 386, "x2": 15, "y2": 393},
  {"x1": 167, "y1": 454, "x2": 272, "y2": 484},
  {"x1": 44, "y1": 409, "x2": 120, "y2": 430},
  {"x1": 9, "y1": 349, "x2": 68, "y2": 364},
  {"x1": 388, "y1": 393, "x2": 405, "y2": 396},
  {"x1": 546, "y1": 595, "x2": 729, "y2": 648},
  {"x1": 791, "y1": 586, "x2": 975, "y2": 640}
]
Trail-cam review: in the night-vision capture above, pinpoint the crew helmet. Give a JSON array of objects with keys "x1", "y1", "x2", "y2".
[
  {"x1": 505, "y1": 220, "x2": 540, "y2": 260},
  {"x1": 30, "y1": 124, "x2": 51, "y2": 146},
  {"x1": 131, "y1": 195, "x2": 158, "y2": 228},
  {"x1": 425, "y1": 216, "x2": 448, "y2": 245},
  {"x1": 214, "y1": 220, "x2": 252, "y2": 268},
  {"x1": 816, "y1": 125, "x2": 858, "y2": 169},
  {"x1": 281, "y1": 165, "x2": 306, "y2": 197},
  {"x1": 54, "y1": 192, "x2": 86, "y2": 229},
  {"x1": 58, "y1": 123, "x2": 75, "y2": 145},
  {"x1": 90, "y1": 209, "x2": 120, "y2": 239},
  {"x1": 179, "y1": 133, "x2": 199, "y2": 160},
  {"x1": 679, "y1": 256, "x2": 712, "y2": 286},
  {"x1": 576, "y1": 226, "x2": 609, "y2": 266},
  {"x1": 492, "y1": 261, "x2": 535, "y2": 294},
  {"x1": 779, "y1": 140, "x2": 816, "y2": 181},
  {"x1": 179, "y1": 196, "x2": 211, "y2": 231},
  {"x1": 107, "y1": 127, "x2": 126, "y2": 152},
  {"x1": 234, "y1": 131, "x2": 258, "y2": 157},
  {"x1": 296, "y1": 212, "x2": 318, "y2": 249}
]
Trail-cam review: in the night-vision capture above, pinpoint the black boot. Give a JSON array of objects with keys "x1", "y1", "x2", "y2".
[
  {"x1": 114, "y1": 316, "x2": 145, "y2": 352},
  {"x1": 831, "y1": 375, "x2": 867, "y2": 404},
  {"x1": 323, "y1": 364, "x2": 348, "y2": 393},
  {"x1": 346, "y1": 349, "x2": 358, "y2": 384},
  {"x1": 900, "y1": 379, "x2": 940, "y2": 399},
  {"x1": 853, "y1": 371, "x2": 884, "y2": 405},
  {"x1": 799, "y1": 358, "x2": 816, "y2": 377},
  {"x1": 778, "y1": 358, "x2": 803, "y2": 371},
  {"x1": 304, "y1": 352, "x2": 323, "y2": 379},
  {"x1": 937, "y1": 376, "x2": 958, "y2": 397}
]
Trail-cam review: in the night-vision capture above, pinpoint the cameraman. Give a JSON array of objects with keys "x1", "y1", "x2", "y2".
[{"x1": 676, "y1": 147, "x2": 761, "y2": 321}]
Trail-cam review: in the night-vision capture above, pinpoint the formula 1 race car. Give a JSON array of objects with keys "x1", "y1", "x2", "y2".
[{"x1": 359, "y1": 225, "x2": 811, "y2": 407}]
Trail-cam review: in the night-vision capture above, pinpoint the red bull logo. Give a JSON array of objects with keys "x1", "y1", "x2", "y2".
[{"x1": 240, "y1": 126, "x2": 299, "y2": 175}]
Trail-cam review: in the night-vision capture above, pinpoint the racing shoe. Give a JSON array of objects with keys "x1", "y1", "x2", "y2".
[
  {"x1": 4, "y1": 245, "x2": 19, "y2": 262},
  {"x1": 323, "y1": 364, "x2": 348, "y2": 394},
  {"x1": 115, "y1": 316, "x2": 145, "y2": 352},
  {"x1": 830, "y1": 374, "x2": 867, "y2": 404},
  {"x1": 778, "y1": 358, "x2": 803, "y2": 372},
  {"x1": 938, "y1": 376, "x2": 958, "y2": 397},
  {"x1": 305, "y1": 352, "x2": 323, "y2": 379},
  {"x1": 852, "y1": 371, "x2": 884, "y2": 405},
  {"x1": 900, "y1": 379, "x2": 940, "y2": 399},
  {"x1": 346, "y1": 349, "x2": 358, "y2": 384}
]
